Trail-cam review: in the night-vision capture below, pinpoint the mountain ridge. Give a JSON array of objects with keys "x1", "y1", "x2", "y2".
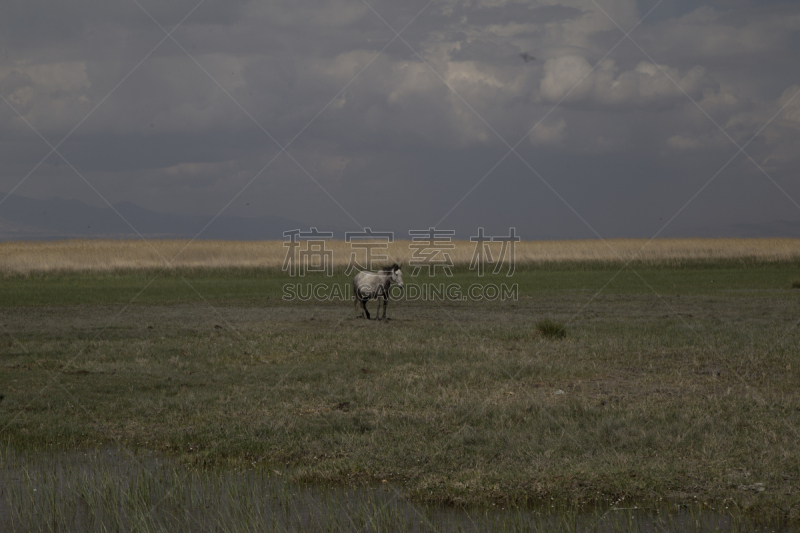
[{"x1": 0, "y1": 192, "x2": 306, "y2": 241}]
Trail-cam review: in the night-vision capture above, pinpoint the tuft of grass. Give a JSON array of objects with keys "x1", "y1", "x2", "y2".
[
  {"x1": 792, "y1": 279, "x2": 800, "y2": 289},
  {"x1": 536, "y1": 318, "x2": 567, "y2": 339}
]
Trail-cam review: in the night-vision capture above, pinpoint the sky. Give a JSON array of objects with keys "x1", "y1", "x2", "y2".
[{"x1": 1, "y1": 0, "x2": 799, "y2": 240}]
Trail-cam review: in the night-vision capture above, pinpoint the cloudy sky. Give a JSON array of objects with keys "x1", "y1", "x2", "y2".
[{"x1": 1, "y1": 0, "x2": 799, "y2": 239}]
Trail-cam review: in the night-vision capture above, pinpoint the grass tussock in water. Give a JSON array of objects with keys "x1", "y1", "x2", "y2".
[{"x1": 0, "y1": 447, "x2": 782, "y2": 533}]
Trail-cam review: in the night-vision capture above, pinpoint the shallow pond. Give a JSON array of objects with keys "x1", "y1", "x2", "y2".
[{"x1": 0, "y1": 447, "x2": 787, "y2": 532}]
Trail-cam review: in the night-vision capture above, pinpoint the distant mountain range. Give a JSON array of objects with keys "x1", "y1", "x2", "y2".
[{"x1": 0, "y1": 192, "x2": 306, "y2": 241}]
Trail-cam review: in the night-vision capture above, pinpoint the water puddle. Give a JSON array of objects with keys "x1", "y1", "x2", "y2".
[{"x1": 0, "y1": 447, "x2": 786, "y2": 532}]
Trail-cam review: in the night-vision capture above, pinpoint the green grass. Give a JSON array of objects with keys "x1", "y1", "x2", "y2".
[
  {"x1": 1, "y1": 262, "x2": 799, "y2": 526},
  {"x1": 2, "y1": 260, "x2": 800, "y2": 306}
]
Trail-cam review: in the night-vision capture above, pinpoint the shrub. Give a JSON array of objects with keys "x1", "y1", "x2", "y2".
[{"x1": 536, "y1": 318, "x2": 566, "y2": 339}]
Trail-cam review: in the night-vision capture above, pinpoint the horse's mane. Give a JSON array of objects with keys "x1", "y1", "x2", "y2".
[{"x1": 379, "y1": 263, "x2": 400, "y2": 273}]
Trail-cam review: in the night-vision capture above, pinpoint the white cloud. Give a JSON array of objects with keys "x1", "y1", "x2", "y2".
[
  {"x1": 530, "y1": 117, "x2": 566, "y2": 146},
  {"x1": 666, "y1": 85, "x2": 800, "y2": 168},
  {"x1": 758, "y1": 85, "x2": 800, "y2": 168},
  {"x1": 538, "y1": 55, "x2": 593, "y2": 103},
  {"x1": 643, "y1": 5, "x2": 800, "y2": 61},
  {"x1": 538, "y1": 56, "x2": 714, "y2": 109},
  {"x1": 0, "y1": 61, "x2": 91, "y2": 130},
  {"x1": 666, "y1": 133, "x2": 727, "y2": 150}
]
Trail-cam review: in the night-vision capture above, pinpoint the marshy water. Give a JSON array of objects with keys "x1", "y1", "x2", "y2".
[{"x1": 0, "y1": 447, "x2": 786, "y2": 532}]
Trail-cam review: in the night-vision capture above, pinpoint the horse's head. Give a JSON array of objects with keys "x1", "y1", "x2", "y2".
[{"x1": 390, "y1": 263, "x2": 404, "y2": 289}]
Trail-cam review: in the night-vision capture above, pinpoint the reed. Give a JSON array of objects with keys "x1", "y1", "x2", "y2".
[{"x1": 0, "y1": 446, "x2": 773, "y2": 533}]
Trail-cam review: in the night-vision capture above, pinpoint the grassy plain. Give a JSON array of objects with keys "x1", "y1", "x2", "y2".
[{"x1": 1, "y1": 239, "x2": 800, "y2": 527}]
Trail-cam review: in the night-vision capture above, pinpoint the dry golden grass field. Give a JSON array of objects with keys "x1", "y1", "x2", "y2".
[{"x1": 1, "y1": 237, "x2": 799, "y2": 274}]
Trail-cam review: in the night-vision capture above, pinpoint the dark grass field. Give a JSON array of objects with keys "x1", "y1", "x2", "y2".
[{"x1": 1, "y1": 261, "x2": 800, "y2": 525}]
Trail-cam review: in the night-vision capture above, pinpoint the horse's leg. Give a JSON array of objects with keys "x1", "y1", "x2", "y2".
[
  {"x1": 376, "y1": 297, "x2": 384, "y2": 321},
  {"x1": 377, "y1": 286, "x2": 388, "y2": 320},
  {"x1": 360, "y1": 299, "x2": 371, "y2": 320},
  {"x1": 382, "y1": 295, "x2": 388, "y2": 320},
  {"x1": 354, "y1": 296, "x2": 361, "y2": 318}
]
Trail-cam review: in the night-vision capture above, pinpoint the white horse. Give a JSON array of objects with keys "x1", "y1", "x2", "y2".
[{"x1": 353, "y1": 264, "x2": 404, "y2": 320}]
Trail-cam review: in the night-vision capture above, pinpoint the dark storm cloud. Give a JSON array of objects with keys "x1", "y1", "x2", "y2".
[
  {"x1": 0, "y1": 0, "x2": 249, "y2": 47},
  {"x1": 460, "y1": 2, "x2": 584, "y2": 26},
  {"x1": 1, "y1": 0, "x2": 800, "y2": 238},
  {"x1": 450, "y1": 39, "x2": 522, "y2": 65}
]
